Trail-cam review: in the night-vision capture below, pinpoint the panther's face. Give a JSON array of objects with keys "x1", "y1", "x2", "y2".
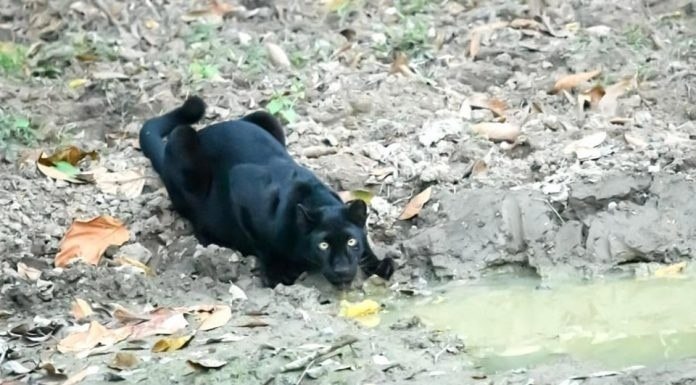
[{"x1": 297, "y1": 200, "x2": 369, "y2": 289}]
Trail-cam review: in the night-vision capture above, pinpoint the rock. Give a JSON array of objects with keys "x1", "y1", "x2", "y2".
[
  {"x1": 117, "y1": 243, "x2": 153, "y2": 264},
  {"x1": 418, "y1": 118, "x2": 463, "y2": 147},
  {"x1": 193, "y1": 244, "x2": 241, "y2": 283}
]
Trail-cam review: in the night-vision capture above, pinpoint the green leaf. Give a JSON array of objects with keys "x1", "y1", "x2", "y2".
[
  {"x1": 13, "y1": 117, "x2": 30, "y2": 129},
  {"x1": 280, "y1": 108, "x2": 298, "y2": 124},
  {"x1": 266, "y1": 98, "x2": 284, "y2": 115},
  {"x1": 54, "y1": 161, "x2": 80, "y2": 177}
]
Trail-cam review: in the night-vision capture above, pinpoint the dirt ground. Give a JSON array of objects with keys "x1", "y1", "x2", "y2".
[{"x1": 2, "y1": 0, "x2": 696, "y2": 383}]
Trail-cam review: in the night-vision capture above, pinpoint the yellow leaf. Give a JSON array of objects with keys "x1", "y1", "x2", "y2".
[
  {"x1": 54, "y1": 216, "x2": 130, "y2": 267},
  {"x1": 654, "y1": 261, "x2": 687, "y2": 278},
  {"x1": 339, "y1": 299, "x2": 380, "y2": 318},
  {"x1": 152, "y1": 335, "x2": 194, "y2": 353},
  {"x1": 68, "y1": 78, "x2": 88, "y2": 89},
  {"x1": 337, "y1": 189, "x2": 374, "y2": 204},
  {"x1": 398, "y1": 187, "x2": 432, "y2": 220},
  {"x1": 197, "y1": 305, "x2": 232, "y2": 331}
]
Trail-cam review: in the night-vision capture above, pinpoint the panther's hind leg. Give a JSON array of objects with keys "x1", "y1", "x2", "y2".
[
  {"x1": 241, "y1": 111, "x2": 286, "y2": 147},
  {"x1": 165, "y1": 125, "x2": 213, "y2": 195}
]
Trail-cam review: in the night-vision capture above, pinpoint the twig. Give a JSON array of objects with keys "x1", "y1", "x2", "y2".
[{"x1": 281, "y1": 335, "x2": 358, "y2": 373}]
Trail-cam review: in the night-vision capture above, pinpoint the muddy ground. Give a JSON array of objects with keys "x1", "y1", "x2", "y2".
[{"x1": 1, "y1": 0, "x2": 696, "y2": 383}]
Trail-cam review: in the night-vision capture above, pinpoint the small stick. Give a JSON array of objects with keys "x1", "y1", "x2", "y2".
[{"x1": 281, "y1": 335, "x2": 358, "y2": 373}]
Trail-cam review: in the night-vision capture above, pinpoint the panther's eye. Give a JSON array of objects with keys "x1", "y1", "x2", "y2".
[
  {"x1": 318, "y1": 241, "x2": 330, "y2": 250},
  {"x1": 347, "y1": 238, "x2": 357, "y2": 247}
]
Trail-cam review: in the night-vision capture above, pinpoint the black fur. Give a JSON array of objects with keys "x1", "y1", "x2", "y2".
[{"x1": 140, "y1": 96, "x2": 395, "y2": 288}]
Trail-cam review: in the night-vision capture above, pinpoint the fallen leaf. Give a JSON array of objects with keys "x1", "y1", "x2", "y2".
[
  {"x1": 129, "y1": 308, "x2": 188, "y2": 339},
  {"x1": 77, "y1": 167, "x2": 145, "y2": 199},
  {"x1": 17, "y1": 262, "x2": 42, "y2": 281},
  {"x1": 54, "y1": 216, "x2": 130, "y2": 267},
  {"x1": 471, "y1": 159, "x2": 488, "y2": 177},
  {"x1": 62, "y1": 366, "x2": 99, "y2": 385},
  {"x1": 152, "y1": 335, "x2": 193, "y2": 353},
  {"x1": 552, "y1": 69, "x2": 602, "y2": 93},
  {"x1": 181, "y1": 0, "x2": 236, "y2": 24},
  {"x1": 471, "y1": 122, "x2": 520, "y2": 142},
  {"x1": 265, "y1": 42, "x2": 291, "y2": 68},
  {"x1": 468, "y1": 31, "x2": 481, "y2": 59},
  {"x1": 509, "y1": 18, "x2": 545, "y2": 31},
  {"x1": 71, "y1": 298, "x2": 93, "y2": 320},
  {"x1": 468, "y1": 21, "x2": 509, "y2": 59},
  {"x1": 624, "y1": 132, "x2": 647, "y2": 149},
  {"x1": 398, "y1": 187, "x2": 432, "y2": 220},
  {"x1": 339, "y1": 299, "x2": 381, "y2": 328},
  {"x1": 581, "y1": 85, "x2": 606, "y2": 110},
  {"x1": 57, "y1": 321, "x2": 131, "y2": 354},
  {"x1": 38, "y1": 146, "x2": 98, "y2": 167},
  {"x1": 237, "y1": 319, "x2": 270, "y2": 328},
  {"x1": 91, "y1": 71, "x2": 128, "y2": 81},
  {"x1": 2, "y1": 360, "x2": 34, "y2": 374},
  {"x1": 228, "y1": 283, "x2": 247, "y2": 301},
  {"x1": 204, "y1": 333, "x2": 245, "y2": 344},
  {"x1": 337, "y1": 189, "x2": 374, "y2": 204},
  {"x1": 68, "y1": 78, "x2": 89, "y2": 89},
  {"x1": 596, "y1": 78, "x2": 633, "y2": 117},
  {"x1": 115, "y1": 256, "x2": 153, "y2": 276},
  {"x1": 389, "y1": 51, "x2": 414, "y2": 77},
  {"x1": 466, "y1": 93, "x2": 507, "y2": 117},
  {"x1": 187, "y1": 358, "x2": 228, "y2": 370},
  {"x1": 108, "y1": 352, "x2": 139, "y2": 371},
  {"x1": 654, "y1": 261, "x2": 687, "y2": 278},
  {"x1": 112, "y1": 305, "x2": 151, "y2": 324},
  {"x1": 36, "y1": 158, "x2": 85, "y2": 183},
  {"x1": 562, "y1": 132, "x2": 607, "y2": 159},
  {"x1": 323, "y1": 0, "x2": 349, "y2": 11},
  {"x1": 198, "y1": 305, "x2": 232, "y2": 331}
]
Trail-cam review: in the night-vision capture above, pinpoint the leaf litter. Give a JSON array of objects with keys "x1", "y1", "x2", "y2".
[{"x1": 54, "y1": 215, "x2": 130, "y2": 267}]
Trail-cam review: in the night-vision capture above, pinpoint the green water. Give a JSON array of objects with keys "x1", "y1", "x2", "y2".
[{"x1": 388, "y1": 275, "x2": 696, "y2": 373}]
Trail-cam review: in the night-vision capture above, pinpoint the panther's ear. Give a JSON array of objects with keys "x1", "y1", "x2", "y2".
[
  {"x1": 297, "y1": 204, "x2": 319, "y2": 232},
  {"x1": 345, "y1": 200, "x2": 368, "y2": 227}
]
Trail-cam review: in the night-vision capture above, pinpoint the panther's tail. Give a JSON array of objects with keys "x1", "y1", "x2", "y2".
[{"x1": 139, "y1": 96, "x2": 206, "y2": 174}]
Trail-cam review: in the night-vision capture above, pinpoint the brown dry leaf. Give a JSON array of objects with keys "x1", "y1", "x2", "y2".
[
  {"x1": 54, "y1": 216, "x2": 130, "y2": 267},
  {"x1": 471, "y1": 122, "x2": 520, "y2": 142},
  {"x1": 389, "y1": 51, "x2": 414, "y2": 77},
  {"x1": 552, "y1": 69, "x2": 602, "y2": 93},
  {"x1": 129, "y1": 308, "x2": 189, "y2": 339},
  {"x1": 265, "y1": 42, "x2": 291, "y2": 68},
  {"x1": 398, "y1": 187, "x2": 432, "y2": 220},
  {"x1": 181, "y1": 0, "x2": 236, "y2": 23},
  {"x1": 152, "y1": 335, "x2": 193, "y2": 353},
  {"x1": 37, "y1": 146, "x2": 98, "y2": 167},
  {"x1": 57, "y1": 321, "x2": 132, "y2": 353},
  {"x1": 468, "y1": 21, "x2": 509, "y2": 59},
  {"x1": 471, "y1": 159, "x2": 488, "y2": 178},
  {"x1": 467, "y1": 93, "x2": 507, "y2": 117},
  {"x1": 187, "y1": 358, "x2": 228, "y2": 371},
  {"x1": 112, "y1": 305, "x2": 151, "y2": 324},
  {"x1": 237, "y1": 319, "x2": 270, "y2": 328},
  {"x1": 597, "y1": 78, "x2": 633, "y2": 117},
  {"x1": 583, "y1": 85, "x2": 606, "y2": 109},
  {"x1": 509, "y1": 18, "x2": 545, "y2": 31},
  {"x1": 108, "y1": 352, "x2": 139, "y2": 371},
  {"x1": 624, "y1": 132, "x2": 648, "y2": 149},
  {"x1": 78, "y1": 167, "x2": 145, "y2": 199},
  {"x1": 62, "y1": 365, "x2": 99, "y2": 385},
  {"x1": 197, "y1": 305, "x2": 232, "y2": 331},
  {"x1": 17, "y1": 262, "x2": 41, "y2": 281},
  {"x1": 71, "y1": 298, "x2": 94, "y2": 320}
]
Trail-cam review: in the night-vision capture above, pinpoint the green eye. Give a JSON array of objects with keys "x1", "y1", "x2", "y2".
[
  {"x1": 347, "y1": 238, "x2": 357, "y2": 247},
  {"x1": 318, "y1": 241, "x2": 329, "y2": 250}
]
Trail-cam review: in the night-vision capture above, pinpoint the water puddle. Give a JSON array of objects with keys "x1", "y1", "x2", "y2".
[{"x1": 385, "y1": 273, "x2": 696, "y2": 373}]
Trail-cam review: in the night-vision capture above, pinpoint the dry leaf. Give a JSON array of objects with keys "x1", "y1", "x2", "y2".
[
  {"x1": 265, "y1": 42, "x2": 291, "y2": 68},
  {"x1": 237, "y1": 319, "x2": 270, "y2": 328},
  {"x1": 115, "y1": 256, "x2": 153, "y2": 276},
  {"x1": 654, "y1": 261, "x2": 687, "y2": 278},
  {"x1": 323, "y1": 0, "x2": 349, "y2": 11},
  {"x1": 17, "y1": 262, "x2": 41, "y2": 281},
  {"x1": 389, "y1": 51, "x2": 414, "y2": 77},
  {"x1": 54, "y1": 216, "x2": 130, "y2": 267},
  {"x1": 468, "y1": 21, "x2": 509, "y2": 59},
  {"x1": 68, "y1": 78, "x2": 89, "y2": 89},
  {"x1": 582, "y1": 85, "x2": 606, "y2": 109},
  {"x1": 509, "y1": 18, "x2": 545, "y2": 31},
  {"x1": 71, "y1": 298, "x2": 93, "y2": 320},
  {"x1": 624, "y1": 132, "x2": 647, "y2": 149},
  {"x1": 91, "y1": 72, "x2": 128, "y2": 81},
  {"x1": 469, "y1": 31, "x2": 481, "y2": 59},
  {"x1": 129, "y1": 308, "x2": 188, "y2": 339},
  {"x1": 112, "y1": 305, "x2": 151, "y2": 324},
  {"x1": 187, "y1": 358, "x2": 228, "y2": 370},
  {"x1": 38, "y1": 146, "x2": 98, "y2": 166},
  {"x1": 78, "y1": 167, "x2": 145, "y2": 199},
  {"x1": 563, "y1": 132, "x2": 607, "y2": 160},
  {"x1": 204, "y1": 333, "x2": 245, "y2": 344},
  {"x1": 181, "y1": 0, "x2": 236, "y2": 23},
  {"x1": 57, "y1": 321, "x2": 132, "y2": 353},
  {"x1": 152, "y1": 335, "x2": 193, "y2": 353},
  {"x1": 467, "y1": 93, "x2": 507, "y2": 117},
  {"x1": 108, "y1": 352, "x2": 139, "y2": 371},
  {"x1": 471, "y1": 122, "x2": 520, "y2": 142},
  {"x1": 597, "y1": 78, "x2": 633, "y2": 117},
  {"x1": 398, "y1": 187, "x2": 432, "y2": 220},
  {"x1": 552, "y1": 69, "x2": 601, "y2": 93},
  {"x1": 62, "y1": 366, "x2": 99, "y2": 385},
  {"x1": 471, "y1": 159, "x2": 488, "y2": 177},
  {"x1": 197, "y1": 305, "x2": 232, "y2": 331},
  {"x1": 339, "y1": 299, "x2": 381, "y2": 328},
  {"x1": 337, "y1": 189, "x2": 374, "y2": 204}
]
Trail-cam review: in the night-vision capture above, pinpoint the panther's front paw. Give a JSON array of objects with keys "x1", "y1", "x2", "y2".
[{"x1": 375, "y1": 257, "x2": 396, "y2": 281}]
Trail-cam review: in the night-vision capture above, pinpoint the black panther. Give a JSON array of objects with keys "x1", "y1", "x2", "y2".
[{"x1": 139, "y1": 96, "x2": 395, "y2": 288}]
